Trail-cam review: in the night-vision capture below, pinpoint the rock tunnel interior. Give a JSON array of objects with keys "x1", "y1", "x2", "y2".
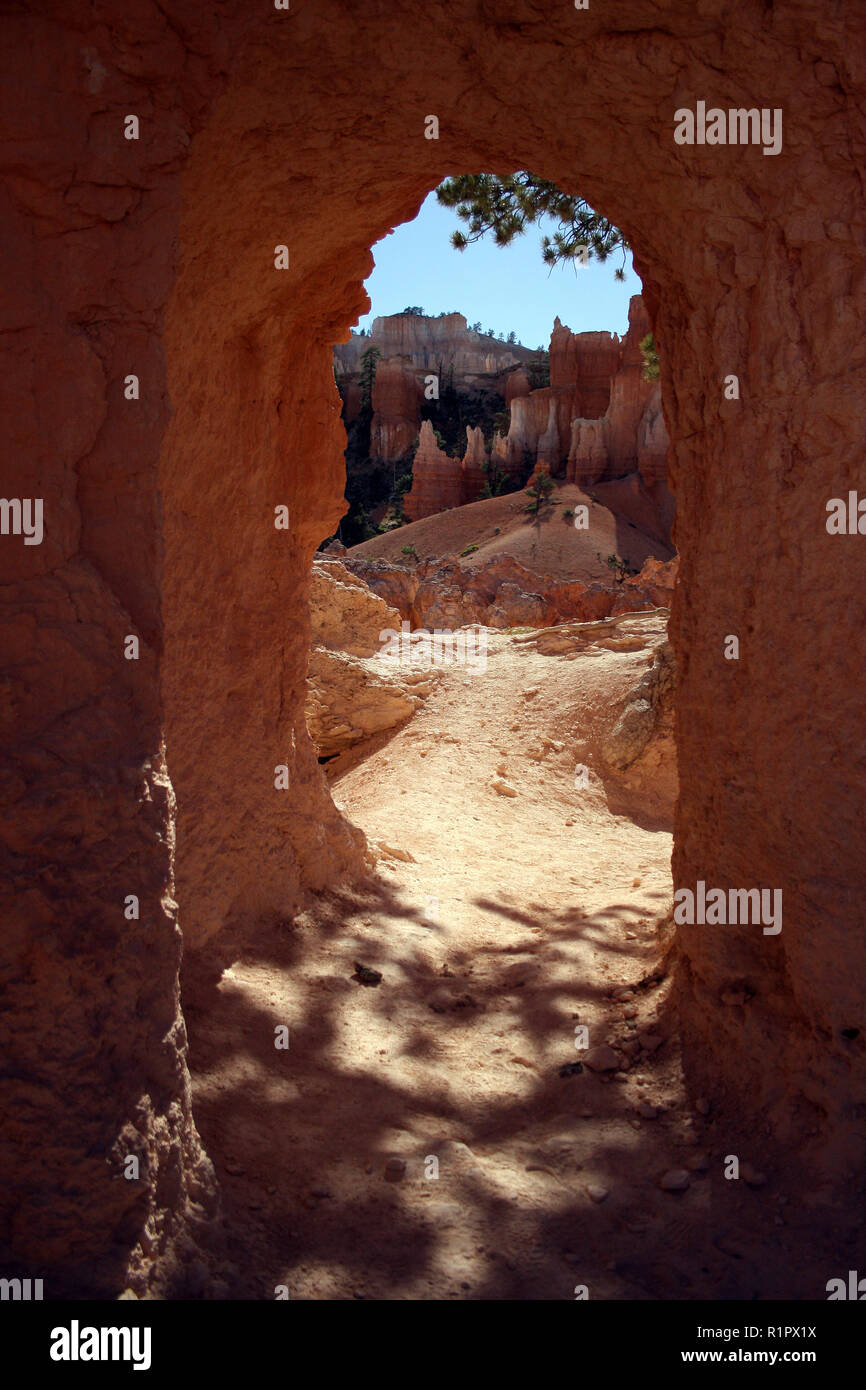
[{"x1": 3, "y1": 0, "x2": 864, "y2": 1298}]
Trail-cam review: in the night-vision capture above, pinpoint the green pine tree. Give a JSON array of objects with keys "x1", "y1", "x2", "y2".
[
  {"x1": 359, "y1": 345, "x2": 381, "y2": 413},
  {"x1": 524, "y1": 463, "x2": 555, "y2": 515},
  {"x1": 639, "y1": 332, "x2": 660, "y2": 381},
  {"x1": 436, "y1": 172, "x2": 628, "y2": 276}
]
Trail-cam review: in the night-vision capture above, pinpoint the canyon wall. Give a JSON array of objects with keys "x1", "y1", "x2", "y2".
[
  {"x1": 336, "y1": 310, "x2": 537, "y2": 444},
  {"x1": 3, "y1": 0, "x2": 865, "y2": 1293},
  {"x1": 405, "y1": 296, "x2": 672, "y2": 525},
  {"x1": 369, "y1": 358, "x2": 423, "y2": 462},
  {"x1": 336, "y1": 311, "x2": 535, "y2": 381}
]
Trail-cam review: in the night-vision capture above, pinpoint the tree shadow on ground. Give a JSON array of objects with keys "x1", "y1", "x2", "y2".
[{"x1": 182, "y1": 877, "x2": 845, "y2": 1301}]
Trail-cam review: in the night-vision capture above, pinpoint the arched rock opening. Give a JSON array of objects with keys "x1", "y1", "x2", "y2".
[{"x1": 2, "y1": 0, "x2": 863, "y2": 1295}]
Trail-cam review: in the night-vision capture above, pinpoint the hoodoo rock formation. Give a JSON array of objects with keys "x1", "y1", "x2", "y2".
[
  {"x1": 402, "y1": 421, "x2": 464, "y2": 518},
  {"x1": 3, "y1": 0, "x2": 865, "y2": 1299},
  {"x1": 403, "y1": 421, "x2": 494, "y2": 521},
  {"x1": 401, "y1": 296, "x2": 674, "y2": 538},
  {"x1": 504, "y1": 299, "x2": 672, "y2": 492},
  {"x1": 335, "y1": 309, "x2": 539, "y2": 532},
  {"x1": 460, "y1": 425, "x2": 490, "y2": 502},
  {"x1": 335, "y1": 310, "x2": 536, "y2": 460}
]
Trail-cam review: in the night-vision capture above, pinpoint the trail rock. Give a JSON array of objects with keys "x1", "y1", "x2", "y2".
[{"x1": 583, "y1": 1044, "x2": 620, "y2": 1072}]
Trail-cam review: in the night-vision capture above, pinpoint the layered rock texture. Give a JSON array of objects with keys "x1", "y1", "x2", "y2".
[
  {"x1": 509, "y1": 298, "x2": 673, "y2": 501},
  {"x1": 335, "y1": 310, "x2": 534, "y2": 385},
  {"x1": 403, "y1": 421, "x2": 494, "y2": 520},
  {"x1": 305, "y1": 559, "x2": 438, "y2": 756},
  {"x1": 335, "y1": 311, "x2": 537, "y2": 464},
  {"x1": 341, "y1": 553, "x2": 677, "y2": 631},
  {"x1": 3, "y1": 0, "x2": 865, "y2": 1296}
]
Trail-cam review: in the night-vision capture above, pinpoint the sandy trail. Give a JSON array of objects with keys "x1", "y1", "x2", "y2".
[{"x1": 185, "y1": 615, "x2": 823, "y2": 1299}]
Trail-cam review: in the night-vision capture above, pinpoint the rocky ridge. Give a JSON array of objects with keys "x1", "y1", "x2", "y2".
[{"x1": 338, "y1": 552, "x2": 678, "y2": 632}]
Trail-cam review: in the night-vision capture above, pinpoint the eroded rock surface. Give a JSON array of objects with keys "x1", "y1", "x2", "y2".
[
  {"x1": 306, "y1": 646, "x2": 434, "y2": 757},
  {"x1": 309, "y1": 558, "x2": 400, "y2": 658},
  {"x1": 603, "y1": 640, "x2": 676, "y2": 771},
  {"x1": 3, "y1": 0, "x2": 865, "y2": 1296},
  {"x1": 305, "y1": 559, "x2": 438, "y2": 756},
  {"x1": 400, "y1": 296, "x2": 674, "y2": 539},
  {"x1": 342, "y1": 552, "x2": 678, "y2": 631}
]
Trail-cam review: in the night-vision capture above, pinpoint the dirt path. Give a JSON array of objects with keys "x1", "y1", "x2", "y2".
[{"x1": 185, "y1": 615, "x2": 828, "y2": 1300}]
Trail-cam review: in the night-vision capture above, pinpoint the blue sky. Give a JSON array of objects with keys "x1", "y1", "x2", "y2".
[{"x1": 354, "y1": 190, "x2": 643, "y2": 349}]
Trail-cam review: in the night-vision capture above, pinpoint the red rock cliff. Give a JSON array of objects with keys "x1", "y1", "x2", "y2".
[
  {"x1": 336, "y1": 311, "x2": 538, "y2": 465},
  {"x1": 370, "y1": 358, "x2": 423, "y2": 461},
  {"x1": 508, "y1": 296, "x2": 668, "y2": 484}
]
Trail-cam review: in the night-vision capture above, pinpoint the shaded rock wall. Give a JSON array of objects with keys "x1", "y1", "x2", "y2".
[
  {"x1": 3, "y1": 0, "x2": 865, "y2": 1292},
  {"x1": 568, "y1": 416, "x2": 611, "y2": 486},
  {"x1": 638, "y1": 390, "x2": 669, "y2": 486},
  {"x1": 461, "y1": 425, "x2": 490, "y2": 500},
  {"x1": 605, "y1": 297, "x2": 658, "y2": 475},
  {"x1": 0, "y1": 0, "x2": 231, "y2": 1298},
  {"x1": 370, "y1": 358, "x2": 423, "y2": 462}
]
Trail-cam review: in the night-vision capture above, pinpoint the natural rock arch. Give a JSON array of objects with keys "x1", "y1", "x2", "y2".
[{"x1": 2, "y1": 0, "x2": 862, "y2": 1295}]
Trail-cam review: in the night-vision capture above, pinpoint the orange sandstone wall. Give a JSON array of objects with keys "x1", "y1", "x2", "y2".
[{"x1": 2, "y1": 0, "x2": 865, "y2": 1292}]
